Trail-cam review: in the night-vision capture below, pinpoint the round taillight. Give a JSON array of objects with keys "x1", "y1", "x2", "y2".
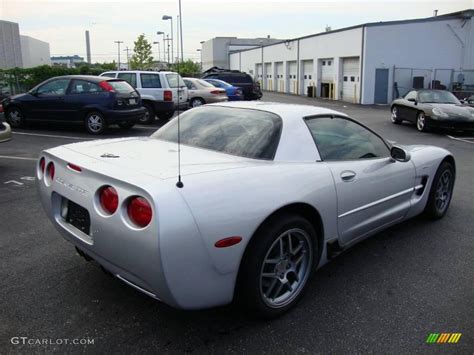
[
  {"x1": 39, "y1": 157, "x2": 46, "y2": 174},
  {"x1": 99, "y1": 186, "x2": 119, "y2": 215},
  {"x1": 47, "y1": 162, "x2": 55, "y2": 180},
  {"x1": 127, "y1": 197, "x2": 152, "y2": 228}
]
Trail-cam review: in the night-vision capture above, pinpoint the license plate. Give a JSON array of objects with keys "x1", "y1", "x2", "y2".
[
  {"x1": 129, "y1": 98, "x2": 136, "y2": 105},
  {"x1": 66, "y1": 200, "x2": 90, "y2": 235}
]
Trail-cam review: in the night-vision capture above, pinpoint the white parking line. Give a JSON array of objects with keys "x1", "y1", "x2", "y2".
[
  {"x1": 447, "y1": 135, "x2": 474, "y2": 144},
  {"x1": 12, "y1": 131, "x2": 95, "y2": 140},
  {"x1": 0, "y1": 155, "x2": 37, "y2": 161}
]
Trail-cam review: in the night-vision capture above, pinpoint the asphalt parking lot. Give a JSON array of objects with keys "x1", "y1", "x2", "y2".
[{"x1": 1, "y1": 92, "x2": 473, "y2": 353}]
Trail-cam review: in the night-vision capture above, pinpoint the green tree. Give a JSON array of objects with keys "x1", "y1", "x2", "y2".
[
  {"x1": 130, "y1": 34, "x2": 153, "y2": 70},
  {"x1": 169, "y1": 59, "x2": 202, "y2": 76}
]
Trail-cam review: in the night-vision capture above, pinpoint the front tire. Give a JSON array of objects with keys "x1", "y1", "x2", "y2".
[
  {"x1": 423, "y1": 161, "x2": 454, "y2": 219},
  {"x1": 391, "y1": 106, "x2": 402, "y2": 124},
  {"x1": 238, "y1": 214, "x2": 318, "y2": 319},
  {"x1": 6, "y1": 107, "x2": 25, "y2": 128},
  {"x1": 416, "y1": 112, "x2": 428, "y2": 132},
  {"x1": 84, "y1": 111, "x2": 107, "y2": 135}
]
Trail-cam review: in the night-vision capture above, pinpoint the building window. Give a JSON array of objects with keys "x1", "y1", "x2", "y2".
[
  {"x1": 322, "y1": 61, "x2": 326, "y2": 66},
  {"x1": 328, "y1": 60, "x2": 332, "y2": 66},
  {"x1": 344, "y1": 76, "x2": 348, "y2": 81},
  {"x1": 304, "y1": 75, "x2": 307, "y2": 79},
  {"x1": 350, "y1": 76, "x2": 355, "y2": 82},
  {"x1": 309, "y1": 75, "x2": 312, "y2": 79}
]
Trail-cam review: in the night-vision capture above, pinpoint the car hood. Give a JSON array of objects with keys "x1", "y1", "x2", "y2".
[
  {"x1": 62, "y1": 137, "x2": 263, "y2": 179},
  {"x1": 426, "y1": 103, "x2": 474, "y2": 118}
]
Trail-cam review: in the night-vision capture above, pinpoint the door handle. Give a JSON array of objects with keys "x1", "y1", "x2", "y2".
[{"x1": 340, "y1": 170, "x2": 356, "y2": 182}]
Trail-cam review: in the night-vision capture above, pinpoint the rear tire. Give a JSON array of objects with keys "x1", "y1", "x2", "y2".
[
  {"x1": 139, "y1": 103, "x2": 155, "y2": 124},
  {"x1": 157, "y1": 111, "x2": 174, "y2": 120},
  {"x1": 5, "y1": 107, "x2": 25, "y2": 128},
  {"x1": 423, "y1": 161, "x2": 454, "y2": 219},
  {"x1": 190, "y1": 98, "x2": 205, "y2": 108},
  {"x1": 84, "y1": 111, "x2": 107, "y2": 135},
  {"x1": 391, "y1": 106, "x2": 402, "y2": 124},
  {"x1": 237, "y1": 214, "x2": 318, "y2": 319}
]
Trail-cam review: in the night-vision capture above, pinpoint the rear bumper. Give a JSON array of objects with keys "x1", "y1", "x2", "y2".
[
  {"x1": 205, "y1": 96, "x2": 229, "y2": 104},
  {"x1": 151, "y1": 101, "x2": 188, "y2": 114},
  {"x1": 104, "y1": 107, "x2": 146, "y2": 124}
]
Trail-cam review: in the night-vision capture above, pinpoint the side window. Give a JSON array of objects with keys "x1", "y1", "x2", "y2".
[
  {"x1": 69, "y1": 80, "x2": 102, "y2": 94},
  {"x1": 37, "y1": 79, "x2": 70, "y2": 95},
  {"x1": 405, "y1": 90, "x2": 417, "y2": 101},
  {"x1": 140, "y1": 73, "x2": 162, "y2": 88},
  {"x1": 184, "y1": 80, "x2": 196, "y2": 90},
  {"x1": 305, "y1": 116, "x2": 389, "y2": 161},
  {"x1": 117, "y1": 73, "x2": 137, "y2": 88}
]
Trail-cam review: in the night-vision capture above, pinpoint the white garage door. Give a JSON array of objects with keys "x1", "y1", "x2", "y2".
[
  {"x1": 342, "y1": 57, "x2": 360, "y2": 103},
  {"x1": 264, "y1": 63, "x2": 273, "y2": 91},
  {"x1": 302, "y1": 60, "x2": 314, "y2": 96},
  {"x1": 321, "y1": 58, "x2": 334, "y2": 82},
  {"x1": 275, "y1": 62, "x2": 284, "y2": 92},
  {"x1": 256, "y1": 63, "x2": 263, "y2": 88},
  {"x1": 288, "y1": 61, "x2": 297, "y2": 94}
]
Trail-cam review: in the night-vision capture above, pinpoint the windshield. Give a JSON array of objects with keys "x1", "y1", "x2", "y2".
[
  {"x1": 108, "y1": 80, "x2": 136, "y2": 94},
  {"x1": 152, "y1": 106, "x2": 282, "y2": 160},
  {"x1": 418, "y1": 90, "x2": 460, "y2": 104},
  {"x1": 166, "y1": 74, "x2": 186, "y2": 88}
]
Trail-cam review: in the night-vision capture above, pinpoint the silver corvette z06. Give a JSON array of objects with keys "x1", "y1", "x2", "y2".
[{"x1": 38, "y1": 102, "x2": 455, "y2": 318}]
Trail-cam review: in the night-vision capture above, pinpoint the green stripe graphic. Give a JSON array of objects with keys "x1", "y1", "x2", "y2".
[{"x1": 426, "y1": 333, "x2": 440, "y2": 343}]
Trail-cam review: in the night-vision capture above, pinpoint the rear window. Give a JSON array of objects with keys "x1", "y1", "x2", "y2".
[
  {"x1": 140, "y1": 73, "x2": 162, "y2": 88},
  {"x1": 101, "y1": 72, "x2": 116, "y2": 78},
  {"x1": 108, "y1": 80, "x2": 135, "y2": 94},
  {"x1": 166, "y1": 74, "x2": 186, "y2": 88},
  {"x1": 152, "y1": 106, "x2": 282, "y2": 160}
]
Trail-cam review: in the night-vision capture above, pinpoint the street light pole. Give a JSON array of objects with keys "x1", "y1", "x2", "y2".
[
  {"x1": 157, "y1": 31, "x2": 166, "y2": 63},
  {"x1": 179, "y1": 0, "x2": 184, "y2": 63},
  {"x1": 166, "y1": 34, "x2": 170, "y2": 64},
  {"x1": 114, "y1": 40, "x2": 123, "y2": 70},
  {"x1": 153, "y1": 41, "x2": 160, "y2": 62},
  {"x1": 162, "y1": 15, "x2": 173, "y2": 62},
  {"x1": 123, "y1": 46, "x2": 131, "y2": 70}
]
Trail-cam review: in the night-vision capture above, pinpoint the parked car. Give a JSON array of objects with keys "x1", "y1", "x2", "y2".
[
  {"x1": 202, "y1": 68, "x2": 262, "y2": 100},
  {"x1": 38, "y1": 102, "x2": 455, "y2": 318},
  {"x1": 0, "y1": 122, "x2": 11, "y2": 143},
  {"x1": 391, "y1": 89, "x2": 474, "y2": 132},
  {"x1": 203, "y1": 78, "x2": 243, "y2": 101},
  {"x1": 462, "y1": 95, "x2": 474, "y2": 107},
  {"x1": 100, "y1": 71, "x2": 188, "y2": 124},
  {"x1": 183, "y1": 78, "x2": 228, "y2": 107},
  {"x1": 3, "y1": 75, "x2": 145, "y2": 135}
]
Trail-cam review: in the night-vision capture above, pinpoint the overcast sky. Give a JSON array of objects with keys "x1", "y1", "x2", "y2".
[{"x1": 1, "y1": 0, "x2": 472, "y2": 63}]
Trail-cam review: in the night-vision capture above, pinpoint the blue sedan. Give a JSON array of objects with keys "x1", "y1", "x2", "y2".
[{"x1": 204, "y1": 79, "x2": 243, "y2": 101}]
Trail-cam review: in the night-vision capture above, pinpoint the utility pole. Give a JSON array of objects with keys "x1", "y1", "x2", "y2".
[
  {"x1": 162, "y1": 15, "x2": 173, "y2": 62},
  {"x1": 114, "y1": 40, "x2": 123, "y2": 70},
  {"x1": 179, "y1": 0, "x2": 184, "y2": 63},
  {"x1": 165, "y1": 35, "x2": 171, "y2": 64},
  {"x1": 176, "y1": 15, "x2": 180, "y2": 62},
  {"x1": 123, "y1": 46, "x2": 131, "y2": 70}
]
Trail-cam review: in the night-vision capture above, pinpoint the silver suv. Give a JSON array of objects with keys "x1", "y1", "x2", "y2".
[{"x1": 100, "y1": 70, "x2": 188, "y2": 124}]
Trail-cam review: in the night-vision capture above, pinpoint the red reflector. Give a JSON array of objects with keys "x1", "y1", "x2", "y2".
[
  {"x1": 164, "y1": 90, "x2": 172, "y2": 101},
  {"x1": 99, "y1": 186, "x2": 119, "y2": 215},
  {"x1": 214, "y1": 236, "x2": 242, "y2": 248},
  {"x1": 67, "y1": 163, "x2": 82, "y2": 172},
  {"x1": 47, "y1": 162, "x2": 55, "y2": 180},
  {"x1": 128, "y1": 197, "x2": 152, "y2": 228},
  {"x1": 99, "y1": 81, "x2": 115, "y2": 92},
  {"x1": 39, "y1": 157, "x2": 46, "y2": 173}
]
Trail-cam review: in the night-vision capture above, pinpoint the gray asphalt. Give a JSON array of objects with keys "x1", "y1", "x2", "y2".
[{"x1": 1, "y1": 92, "x2": 473, "y2": 353}]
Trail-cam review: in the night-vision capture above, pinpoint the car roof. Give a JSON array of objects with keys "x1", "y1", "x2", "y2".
[
  {"x1": 49, "y1": 75, "x2": 113, "y2": 82},
  {"x1": 208, "y1": 101, "x2": 346, "y2": 119},
  {"x1": 102, "y1": 70, "x2": 178, "y2": 75}
]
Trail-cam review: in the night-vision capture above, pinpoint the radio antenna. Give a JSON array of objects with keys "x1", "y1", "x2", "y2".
[{"x1": 176, "y1": 0, "x2": 184, "y2": 188}]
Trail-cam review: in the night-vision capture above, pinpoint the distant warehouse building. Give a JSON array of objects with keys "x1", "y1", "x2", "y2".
[
  {"x1": 51, "y1": 55, "x2": 84, "y2": 68},
  {"x1": 0, "y1": 20, "x2": 23, "y2": 69},
  {"x1": 228, "y1": 9, "x2": 474, "y2": 104},
  {"x1": 20, "y1": 35, "x2": 51, "y2": 68}
]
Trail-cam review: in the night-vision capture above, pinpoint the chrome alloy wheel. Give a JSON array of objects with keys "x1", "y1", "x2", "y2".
[
  {"x1": 391, "y1": 107, "x2": 398, "y2": 122},
  {"x1": 435, "y1": 170, "x2": 453, "y2": 212},
  {"x1": 259, "y1": 228, "x2": 312, "y2": 308},
  {"x1": 8, "y1": 109, "x2": 22, "y2": 126},
  {"x1": 417, "y1": 112, "x2": 426, "y2": 131},
  {"x1": 87, "y1": 114, "x2": 103, "y2": 133}
]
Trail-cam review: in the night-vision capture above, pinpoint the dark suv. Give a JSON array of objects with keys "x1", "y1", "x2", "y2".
[
  {"x1": 3, "y1": 75, "x2": 146, "y2": 134},
  {"x1": 202, "y1": 68, "x2": 262, "y2": 100}
]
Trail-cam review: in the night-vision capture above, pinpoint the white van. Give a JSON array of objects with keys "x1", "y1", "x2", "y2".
[{"x1": 100, "y1": 70, "x2": 188, "y2": 124}]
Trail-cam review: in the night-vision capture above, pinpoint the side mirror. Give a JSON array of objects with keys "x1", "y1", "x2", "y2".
[
  {"x1": 390, "y1": 145, "x2": 411, "y2": 162},
  {"x1": 407, "y1": 98, "x2": 417, "y2": 104}
]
